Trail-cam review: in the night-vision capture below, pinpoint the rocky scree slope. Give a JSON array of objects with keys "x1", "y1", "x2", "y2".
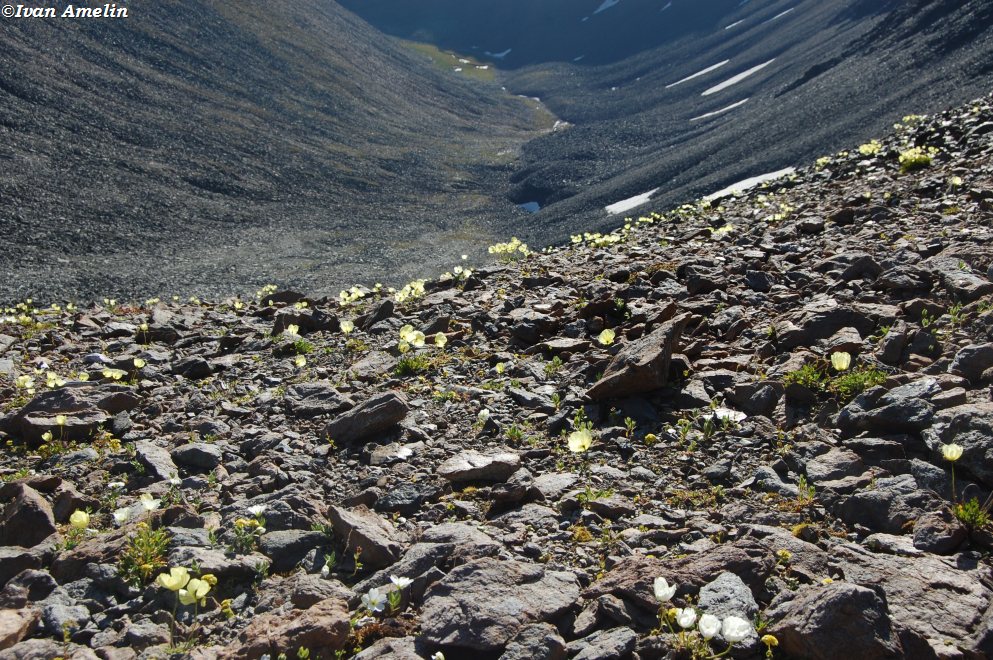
[
  {"x1": 0, "y1": 0, "x2": 542, "y2": 303},
  {"x1": 498, "y1": 0, "x2": 993, "y2": 238},
  {"x1": 1, "y1": 95, "x2": 993, "y2": 658}
]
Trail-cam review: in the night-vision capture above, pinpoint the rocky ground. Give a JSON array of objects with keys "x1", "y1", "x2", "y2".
[{"x1": 1, "y1": 93, "x2": 993, "y2": 659}]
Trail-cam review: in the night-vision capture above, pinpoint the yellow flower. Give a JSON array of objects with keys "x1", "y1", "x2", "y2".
[
  {"x1": 340, "y1": 320, "x2": 354, "y2": 335},
  {"x1": 133, "y1": 358, "x2": 146, "y2": 369},
  {"x1": 597, "y1": 329, "x2": 615, "y2": 346},
  {"x1": 568, "y1": 428, "x2": 594, "y2": 453},
  {"x1": 284, "y1": 324, "x2": 300, "y2": 336},
  {"x1": 830, "y1": 351, "x2": 851, "y2": 371},
  {"x1": 78, "y1": 372, "x2": 89, "y2": 382},
  {"x1": 201, "y1": 573, "x2": 218, "y2": 586},
  {"x1": 495, "y1": 362, "x2": 505, "y2": 375},
  {"x1": 55, "y1": 414, "x2": 67, "y2": 426},
  {"x1": 434, "y1": 333, "x2": 447, "y2": 348},
  {"x1": 942, "y1": 443, "x2": 963, "y2": 462},
  {"x1": 102, "y1": 368, "x2": 126, "y2": 380},
  {"x1": 69, "y1": 510, "x2": 89, "y2": 530},
  {"x1": 178, "y1": 577, "x2": 210, "y2": 606},
  {"x1": 821, "y1": 577, "x2": 834, "y2": 585},
  {"x1": 42, "y1": 431, "x2": 53, "y2": 442},
  {"x1": 156, "y1": 567, "x2": 190, "y2": 591},
  {"x1": 294, "y1": 356, "x2": 307, "y2": 368},
  {"x1": 761, "y1": 634, "x2": 779, "y2": 648}
]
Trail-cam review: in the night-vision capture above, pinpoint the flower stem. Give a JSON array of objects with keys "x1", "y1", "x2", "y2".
[{"x1": 951, "y1": 464, "x2": 957, "y2": 504}]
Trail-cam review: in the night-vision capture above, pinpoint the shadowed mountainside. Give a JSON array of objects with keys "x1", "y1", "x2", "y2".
[
  {"x1": 348, "y1": 0, "x2": 993, "y2": 247},
  {"x1": 0, "y1": 0, "x2": 545, "y2": 302}
]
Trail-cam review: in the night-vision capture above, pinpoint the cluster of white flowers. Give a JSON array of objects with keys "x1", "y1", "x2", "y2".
[
  {"x1": 394, "y1": 279, "x2": 427, "y2": 304},
  {"x1": 339, "y1": 286, "x2": 366, "y2": 305},
  {"x1": 654, "y1": 577, "x2": 754, "y2": 644}
]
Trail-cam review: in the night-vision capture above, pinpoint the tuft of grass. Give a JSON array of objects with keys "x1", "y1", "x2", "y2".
[
  {"x1": 828, "y1": 366, "x2": 887, "y2": 402},
  {"x1": 118, "y1": 523, "x2": 170, "y2": 588},
  {"x1": 954, "y1": 497, "x2": 991, "y2": 530},
  {"x1": 394, "y1": 354, "x2": 431, "y2": 377}
]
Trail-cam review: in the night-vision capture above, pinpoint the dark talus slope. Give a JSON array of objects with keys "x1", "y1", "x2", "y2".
[
  {"x1": 498, "y1": 0, "x2": 993, "y2": 241},
  {"x1": 0, "y1": 0, "x2": 542, "y2": 302},
  {"x1": 1, "y1": 92, "x2": 993, "y2": 659},
  {"x1": 349, "y1": 0, "x2": 993, "y2": 247}
]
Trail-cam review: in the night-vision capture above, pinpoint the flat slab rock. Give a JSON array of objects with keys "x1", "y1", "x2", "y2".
[
  {"x1": 419, "y1": 557, "x2": 580, "y2": 651},
  {"x1": 437, "y1": 449, "x2": 521, "y2": 483}
]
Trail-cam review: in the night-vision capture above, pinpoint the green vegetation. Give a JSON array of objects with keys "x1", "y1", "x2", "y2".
[{"x1": 402, "y1": 40, "x2": 496, "y2": 82}]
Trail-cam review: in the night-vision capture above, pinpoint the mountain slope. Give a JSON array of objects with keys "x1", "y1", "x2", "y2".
[
  {"x1": 0, "y1": 0, "x2": 543, "y2": 301},
  {"x1": 348, "y1": 0, "x2": 993, "y2": 248},
  {"x1": 2, "y1": 92, "x2": 993, "y2": 659}
]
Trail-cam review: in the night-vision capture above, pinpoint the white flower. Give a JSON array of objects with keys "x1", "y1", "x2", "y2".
[
  {"x1": 698, "y1": 613, "x2": 721, "y2": 639},
  {"x1": 597, "y1": 328, "x2": 615, "y2": 346},
  {"x1": 156, "y1": 567, "x2": 190, "y2": 591},
  {"x1": 139, "y1": 493, "x2": 161, "y2": 512},
  {"x1": 284, "y1": 324, "x2": 300, "y2": 336},
  {"x1": 830, "y1": 351, "x2": 852, "y2": 371},
  {"x1": 675, "y1": 607, "x2": 697, "y2": 629},
  {"x1": 568, "y1": 428, "x2": 593, "y2": 453},
  {"x1": 390, "y1": 575, "x2": 413, "y2": 590},
  {"x1": 432, "y1": 653, "x2": 445, "y2": 660},
  {"x1": 722, "y1": 615, "x2": 753, "y2": 643},
  {"x1": 340, "y1": 320, "x2": 355, "y2": 335},
  {"x1": 942, "y1": 443, "x2": 964, "y2": 462},
  {"x1": 653, "y1": 576, "x2": 676, "y2": 602},
  {"x1": 434, "y1": 333, "x2": 447, "y2": 348},
  {"x1": 247, "y1": 504, "x2": 267, "y2": 516},
  {"x1": 107, "y1": 481, "x2": 125, "y2": 490},
  {"x1": 113, "y1": 508, "x2": 131, "y2": 525},
  {"x1": 361, "y1": 587, "x2": 386, "y2": 613},
  {"x1": 69, "y1": 510, "x2": 90, "y2": 530},
  {"x1": 477, "y1": 409, "x2": 490, "y2": 424},
  {"x1": 168, "y1": 476, "x2": 182, "y2": 487},
  {"x1": 320, "y1": 564, "x2": 330, "y2": 578}
]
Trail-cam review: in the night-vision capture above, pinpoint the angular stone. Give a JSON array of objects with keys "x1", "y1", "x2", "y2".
[
  {"x1": 767, "y1": 583, "x2": 902, "y2": 660},
  {"x1": 500, "y1": 622, "x2": 567, "y2": 660},
  {"x1": 926, "y1": 256, "x2": 993, "y2": 301},
  {"x1": 170, "y1": 442, "x2": 223, "y2": 470},
  {"x1": 0, "y1": 485, "x2": 56, "y2": 548},
  {"x1": 259, "y1": 531, "x2": 331, "y2": 573},
  {"x1": 830, "y1": 542, "x2": 993, "y2": 655},
  {"x1": 328, "y1": 505, "x2": 404, "y2": 569},
  {"x1": 698, "y1": 571, "x2": 759, "y2": 620},
  {"x1": 949, "y1": 343, "x2": 993, "y2": 384},
  {"x1": 0, "y1": 384, "x2": 137, "y2": 445},
  {"x1": 221, "y1": 597, "x2": 349, "y2": 659},
  {"x1": 438, "y1": 450, "x2": 521, "y2": 483},
  {"x1": 587, "y1": 314, "x2": 690, "y2": 400},
  {"x1": 285, "y1": 382, "x2": 353, "y2": 418},
  {"x1": 134, "y1": 440, "x2": 179, "y2": 481},
  {"x1": 568, "y1": 627, "x2": 636, "y2": 660},
  {"x1": 0, "y1": 608, "x2": 39, "y2": 651},
  {"x1": 923, "y1": 403, "x2": 993, "y2": 489},
  {"x1": 324, "y1": 391, "x2": 408, "y2": 446},
  {"x1": 420, "y1": 558, "x2": 580, "y2": 651},
  {"x1": 352, "y1": 636, "x2": 422, "y2": 660},
  {"x1": 838, "y1": 379, "x2": 939, "y2": 436}
]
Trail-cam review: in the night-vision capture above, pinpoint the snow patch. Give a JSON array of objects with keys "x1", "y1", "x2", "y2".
[
  {"x1": 665, "y1": 60, "x2": 730, "y2": 89},
  {"x1": 573, "y1": 55, "x2": 585, "y2": 62},
  {"x1": 690, "y1": 98, "x2": 749, "y2": 121},
  {"x1": 661, "y1": 2, "x2": 672, "y2": 11},
  {"x1": 485, "y1": 48, "x2": 512, "y2": 59},
  {"x1": 764, "y1": 7, "x2": 795, "y2": 23},
  {"x1": 724, "y1": 19, "x2": 745, "y2": 29},
  {"x1": 593, "y1": 0, "x2": 620, "y2": 15},
  {"x1": 606, "y1": 188, "x2": 659, "y2": 215},
  {"x1": 702, "y1": 59, "x2": 775, "y2": 96},
  {"x1": 703, "y1": 168, "x2": 795, "y2": 201}
]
